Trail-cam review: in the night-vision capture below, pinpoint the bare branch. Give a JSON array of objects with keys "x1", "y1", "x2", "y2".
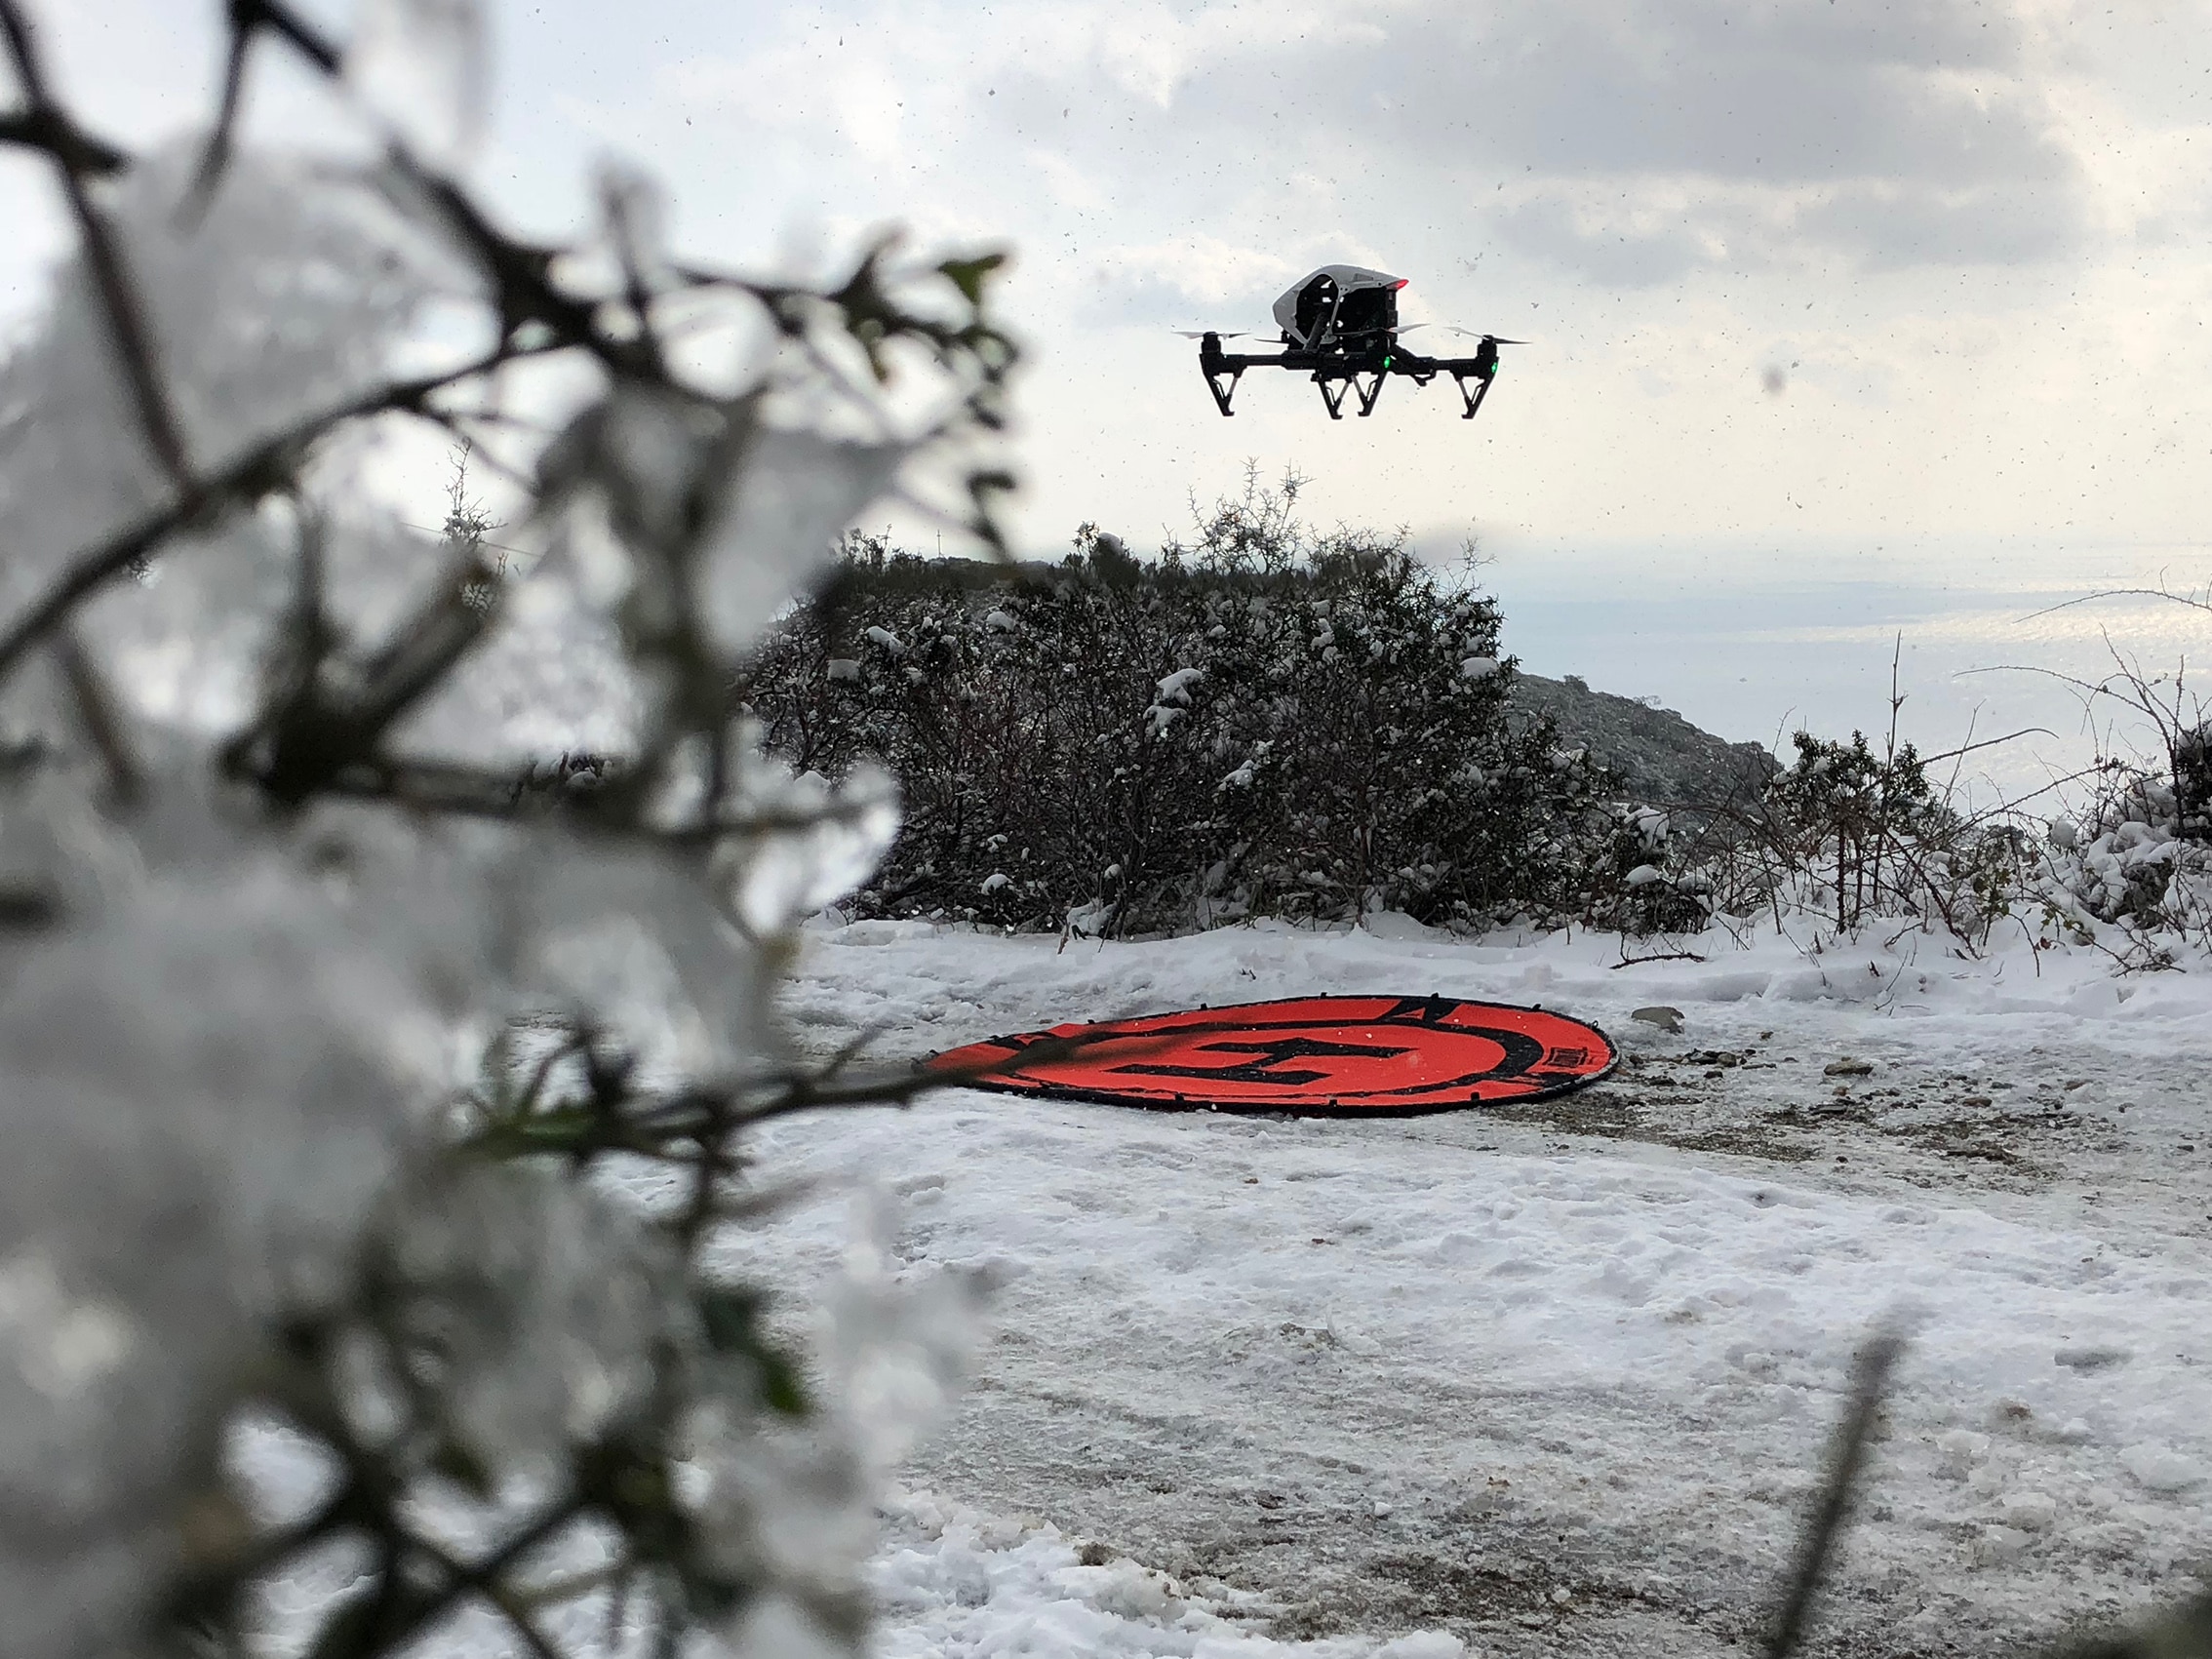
[
  {"x1": 2016, "y1": 583, "x2": 2212, "y2": 625},
  {"x1": 0, "y1": 105, "x2": 128, "y2": 175},
  {"x1": 0, "y1": 0, "x2": 190, "y2": 485},
  {"x1": 188, "y1": 0, "x2": 346, "y2": 218},
  {"x1": 1916, "y1": 728, "x2": 2060, "y2": 767},
  {"x1": 410, "y1": 1535, "x2": 566, "y2": 1659},
  {"x1": 52, "y1": 625, "x2": 144, "y2": 806},
  {"x1": 231, "y1": 0, "x2": 342, "y2": 73},
  {"x1": 383, "y1": 150, "x2": 648, "y2": 372},
  {"x1": 0, "y1": 343, "x2": 526, "y2": 684},
  {"x1": 1764, "y1": 1327, "x2": 1908, "y2": 1659},
  {"x1": 0, "y1": 13, "x2": 1038, "y2": 1656},
  {"x1": 179, "y1": 25, "x2": 253, "y2": 221}
]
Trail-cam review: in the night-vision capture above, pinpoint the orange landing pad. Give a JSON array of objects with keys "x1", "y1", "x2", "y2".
[{"x1": 926, "y1": 994, "x2": 1617, "y2": 1116}]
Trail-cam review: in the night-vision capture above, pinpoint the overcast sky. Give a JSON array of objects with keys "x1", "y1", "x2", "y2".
[{"x1": 8, "y1": 0, "x2": 2211, "y2": 756}]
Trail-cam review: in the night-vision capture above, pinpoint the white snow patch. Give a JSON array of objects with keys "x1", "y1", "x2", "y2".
[
  {"x1": 873, "y1": 1490, "x2": 1463, "y2": 1657},
  {"x1": 1155, "y1": 666, "x2": 1205, "y2": 704},
  {"x1": 2119, "y1": 1442, "x2": 2206, "y2": 1494}
]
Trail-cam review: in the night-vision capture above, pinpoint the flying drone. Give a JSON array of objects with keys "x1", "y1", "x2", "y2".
[{"x1": 1181, "y1": 264, "x2": 1523, "y2": 420}]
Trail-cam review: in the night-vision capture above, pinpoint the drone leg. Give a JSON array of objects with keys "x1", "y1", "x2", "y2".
[
  {"x1": 1204, "y1": 363, "x2": 1244, "y2": 416},
  {"x1": 1317, "y1": 377, "x2": 1350, "y2": 419},
  {"x1": 1355, "y1": 372, "x2": 1386, "y2": 416},
  {"x1": 1453, "y1": 370, "x2": 1495, "y2": 421}
]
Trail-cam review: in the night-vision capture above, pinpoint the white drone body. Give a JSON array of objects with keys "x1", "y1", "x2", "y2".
[{"x1": 1270, "y1": 264, "x2": 1409, "y2": 349}]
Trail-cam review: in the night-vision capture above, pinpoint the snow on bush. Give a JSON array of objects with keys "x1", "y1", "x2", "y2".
[
  {"x1": 755, "y1": 518, "x2": 2212, "y2": 964},
  {"x1": 1580, "y1": 718, "x2": 2212, "y2": 964},
  {"x1": 746, "y1": 474, "x2": 1625, "y2": 936},
  {"x1": 0, "y1": 4, "x2": 1014, "y2": 1654},
  {"x1": 2026, "y1": 757, "x2": 2212, "y2": 959}
]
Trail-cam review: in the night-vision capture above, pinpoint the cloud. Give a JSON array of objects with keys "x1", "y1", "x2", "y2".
[
  {"x1": 1074, "y1": 234, "x2": 1304, "y2": 326},
  {"x1": 1496, "y1": 170, "x2": 2078, "y2": 288},
  {"x1": 443, "y1": 0, "x2": 2212, "y2": 561},
  {"x1": 904, "y1": 0, "x2": 2095, "y2": 283}
]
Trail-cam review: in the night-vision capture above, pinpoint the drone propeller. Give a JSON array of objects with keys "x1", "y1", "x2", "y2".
[
  {"x1": 1404, "y1": 325, "x2": 1528, "y2": 344},
  {"x1": 1174, "y1": 329, "x2": 1248, "y2": 339}
]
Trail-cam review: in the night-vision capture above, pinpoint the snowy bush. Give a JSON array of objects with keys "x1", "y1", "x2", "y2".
[
  {"x1": 0, "y1": 4, "x2": 1014, "y2": 1654},
  {"x1": 1564, "y1": 800, "x2": 1718, "y2": 936},
  {"x1": 2012, "y1": 641, "x2": 2212, "y2": 954},
  {"x1": 1564, "y1": 726, "x2": 2043, "y2": 955},
  {"x1": 756, "y1": 503, "x2": 2212, "y2": 963},
  {"x1": 1753, "y1": 730, "x2": 1954, "y2": 934},
  {"x1": 1702, "y1": 638, "x2": 2212, "y2": 959},
  {"x1": 2027, "y1": 755, "x2": 2212, "y2": 959},
  {"x1": 1966, "y1": 617, "x2": 2212, "y2": 957},
  {"x1": 747, "y1": 471, "x2": 1619, "y2": 935},
  {"x1": 1581, "y1": 714, "x2": 2212, "y2": 962}
]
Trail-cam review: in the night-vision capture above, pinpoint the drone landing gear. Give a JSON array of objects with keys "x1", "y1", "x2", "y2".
[
  {"x1": 1190, "y1": 333, "x2": 1511, "y2": 421},
  {"x1": 1316, "y1": 370, "x2": 1387, "y2": 419},
  {"x1": 1205, "y1": 363, "x2": 1244, "y2": 416},
  {"x1": 1451, "y1": 369, "x2": 1496, "y2": 420},
  {"x1": 1199, "y1": 334, "x2": 1244, "y2": 415}
]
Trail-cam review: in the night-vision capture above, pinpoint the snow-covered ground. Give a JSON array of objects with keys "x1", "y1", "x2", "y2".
[{"x1": 736, "y1": 916, "x2": 2212, "y2": 1659}]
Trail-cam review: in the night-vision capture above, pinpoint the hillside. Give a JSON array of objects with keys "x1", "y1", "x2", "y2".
[{"x1": 1511, "y1": 672, "x2": 1778, "y2": 811}]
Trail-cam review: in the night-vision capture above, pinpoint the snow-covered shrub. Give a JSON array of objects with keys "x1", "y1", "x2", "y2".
[
  {"x1": 1756, "y1": 731, "x2": 1949, "y2": 934},
  {"x1": 1973, "y1": 626, "x2": 2212, "y2": 953},
  {"x1": 747, "y1": 473, "x2": 1614, "y2": 934},
  {"x1": 1583, "y1": 727, "x2": 2048, "y2": 952},
  {"x1": 1705, "y1": 667, "x2": 2212, "y2": 957},
  {"x1": 2178, "y1": 723, "x2": 2211, "y2": 843},
  {"x1": 1566, "y1": 802, "x2": 1717, "y2": 935},
  {"x1": 0, "y1": 6, "x2": 1013, "y2": 1655},
  {"x1": 2029, "y1": 757, "x2": 2212, "y2": 953},
  {"x1": 1591, "y1": 707, "x2": 2212, "y2": 959}
]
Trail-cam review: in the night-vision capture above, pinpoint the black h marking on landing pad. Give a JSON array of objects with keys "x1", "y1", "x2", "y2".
[
  {"x1": 1107, "y1": 1035, "x2": 1412, "y2": 1087},
  {"x1": 1375, "y1": 993, "x2": 1459, "y2": 1025}
]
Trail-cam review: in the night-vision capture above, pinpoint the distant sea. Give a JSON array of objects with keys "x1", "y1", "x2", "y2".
[{"x1": 1477, "y1": 538, "x2": 2212, "y2": 813}]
